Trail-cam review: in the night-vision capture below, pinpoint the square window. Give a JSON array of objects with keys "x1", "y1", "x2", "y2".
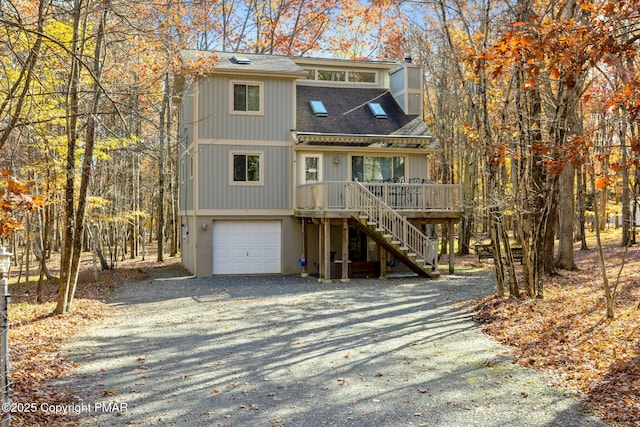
[
  {"x1": 232, "y1": 82, "x2": 262, "y2": 113},
  {"x1": 232, "y1": 152, "x2": 262, "y2": 184}
]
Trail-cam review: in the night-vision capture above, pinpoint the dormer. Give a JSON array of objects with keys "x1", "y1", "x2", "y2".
[{"x1": 291, "y1": 57, "x2": 395, "y2": 89}]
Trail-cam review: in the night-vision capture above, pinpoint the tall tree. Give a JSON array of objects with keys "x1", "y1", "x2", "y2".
[{"x1": 56, "y1": 0, "x2": 110, "y2": 314}]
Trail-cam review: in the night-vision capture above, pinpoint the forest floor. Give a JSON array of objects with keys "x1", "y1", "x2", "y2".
[
  {"x1": 4, "y1": 230, "x2": 639, "y2": 426},
  {"x1": 6, "y1": 250, "x2": 185, "y2": 426},
  {"x1": 472, "y1": 230, "x2": 640, "y2": 426}
]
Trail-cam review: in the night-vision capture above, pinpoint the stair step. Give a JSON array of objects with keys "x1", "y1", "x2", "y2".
[
  {"x1": 399, "y1": 246, "x2": 409, "y2": 252},
  {"x1": 407, "y1": 252, "x2": 417, "y2": 258},
  {"x1": 426, "y1": 268, "x2": 441, "y2": 279},
  {"x1": 375, "y1": 227, "x2": 384, "y2": 232},
  {"x1": 391, "y1": 240, "x2": 401, "y2": 246},
  {"x1": 383, "y1": 234, "x2": 393, "y2": 240},
  {"x1": 367, "y1": 221, "x2": 377, "y2": 226}
]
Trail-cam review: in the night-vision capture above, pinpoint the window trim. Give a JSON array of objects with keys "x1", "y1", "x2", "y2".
[
  {"x1": 230, "y1": 151, "x2": 264, "y2": 186},
  {"x1": 350, "y1": 155, "x2": 406, "y2": 183},
  {"x1": 229, "y1": 80, "x2": 264, "y2": 115},
  {"x1": 303, "y1": 67, "x2": 378, "y2": 85},
  {"x1": 299, "y1": 153, "x2": 323, "y2": 184}
]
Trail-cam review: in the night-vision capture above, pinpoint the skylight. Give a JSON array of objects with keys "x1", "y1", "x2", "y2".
[
  {"x1": 310, "y1": 100, "x2": 328, "y2": 117},
  {"x1": 232, "y1": 55, "x2": 251, "y2": 64},
  {"x1": 368, "y1": 102, "x2": 387, "y2": 119}
]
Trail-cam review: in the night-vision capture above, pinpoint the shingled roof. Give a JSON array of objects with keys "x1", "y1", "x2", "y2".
[
  {"x1": 295, "y1": 86, "x2": 438, "y2": 149},
  {"x1": 181, "y1": 50, "x2": 306, "y2": 77}
]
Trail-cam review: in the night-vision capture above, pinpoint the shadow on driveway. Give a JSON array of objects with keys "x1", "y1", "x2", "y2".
[{"x1": 53, "y1": 274, "x2": 606, "y2": 427}]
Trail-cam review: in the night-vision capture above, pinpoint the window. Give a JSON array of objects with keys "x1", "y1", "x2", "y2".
[
  {"x1": 232, "y1": 82, "x2": 262, "y2": 114},
  {"x1": 232, "y1": 55, "x2": 251, "y2": 64},
  {"x1": 317, "y1": 70, "x2": 346, "y2": 82},
  {"x1": 352, "y1": 156, "x2": 405, "y2": 182},
  {"x1": 232, "y1": 152, "x2": 262, "y2": 184},
  {"x1": 368, "y1": 102, "x2": 388, "y2": 119},
  {"x1": 299, "y1": 154, "x2": 322, "y2": 184},
  {"x1": 303, "y1": 68, "x2": 377, "y2": 84},
  {"x1": 304, "y1": 157, "x2": 319, "y2": 182},
  {"x1": 309, "y1": 100, "x2": 328, "y2": 117},
  {"x1": 348, "y1": 71, "x2": 376, "y2": 83}
]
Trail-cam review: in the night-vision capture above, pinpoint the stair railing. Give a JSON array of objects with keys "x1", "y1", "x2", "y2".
[{"x1": 346, "y1": 181, "x2": 438, "y2": 269}]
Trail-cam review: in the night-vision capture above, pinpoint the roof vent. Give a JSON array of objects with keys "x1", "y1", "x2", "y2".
[
  {"x1": 232, "y1": 55, "x2": 251, "y2": 65},
  {"x1": 368, "y1": 102, "x2": 388, "y2": 119},
  {"x1": 310, "y1": 100, "x2": 328, "y2": 117}
]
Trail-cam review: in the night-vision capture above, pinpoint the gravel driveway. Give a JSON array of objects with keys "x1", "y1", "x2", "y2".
[{"x1": 54, "y1": 270, "x2": 606, "y2": 427}]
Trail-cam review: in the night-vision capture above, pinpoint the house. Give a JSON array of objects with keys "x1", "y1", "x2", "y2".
[{"x1": 176, "y1": 51, "x2": 462, "y2": 280}]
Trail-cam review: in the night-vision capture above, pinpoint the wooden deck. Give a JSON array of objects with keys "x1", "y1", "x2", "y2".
[
  {"x1": 294, "y1": 181, "x2": 463, "y2": 220},
  {"x1": 295, "y1": 182, "x2": 463, "y2": 280}
]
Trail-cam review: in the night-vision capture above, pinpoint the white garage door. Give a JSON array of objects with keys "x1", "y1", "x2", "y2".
[{"x1": 212, "y1": 221, "x2": 282, "y2": 275}]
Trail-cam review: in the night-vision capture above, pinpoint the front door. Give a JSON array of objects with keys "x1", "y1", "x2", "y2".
[
  {"x1": 299, "y1": 154, "x2": 323, "y2": 184},
  {"x1": 299, "y1": 154, "x2": 323, "y2": 208}
]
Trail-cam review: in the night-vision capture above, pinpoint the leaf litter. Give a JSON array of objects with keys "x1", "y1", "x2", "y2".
[
  {"x1": 472, "y1": 238, "x2": 639, "y2": 426},
  {"x1": 7, "y1": 254, "x2": 181, "y2": 426}
]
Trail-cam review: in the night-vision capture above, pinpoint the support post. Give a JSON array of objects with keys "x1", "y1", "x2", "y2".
[
  {"x1": 449, "y1": 219, "x2": 455, "y2": 274},
  {"x1": 323, "y1": 218, "x2": 331, "y2": 283},
  {"x1": 1, "y1": 275, "x2": 9, "y2": 427},
  {"x1": 318, "y1": 221, "x2": 324, "y2": 282},
  {"x1": 301, "y1": 220, "x2": 308, "y2": 277},
  {"x1": 0, "y1": 247, "x2": 12, "y2": 427},
  {"x1": 341, "y1": 219, "x2": 350, "y2": 282},
  {"x1": 378, "y1": 244, "x2": 387, "y2": 279}
]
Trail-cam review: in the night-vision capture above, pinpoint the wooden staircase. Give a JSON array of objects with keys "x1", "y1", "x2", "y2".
[{"x1": 346, "y1": 182, "x2": 440, "y2": 278}]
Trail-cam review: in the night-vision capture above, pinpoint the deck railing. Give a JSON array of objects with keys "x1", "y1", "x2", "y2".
[
  {"x1": 347, "y1": 182, "x2": 438, "y2": 268},
  {"x1": 295, "y1": 181, "x2": 462, "y2": 211}
]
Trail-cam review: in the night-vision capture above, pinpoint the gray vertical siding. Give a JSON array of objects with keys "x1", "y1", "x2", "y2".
[
  {"x1": 180, "y1": 91, "x2": 195, "y2": 149},
  {"x1": 390, "y1": 68, "x2": 405, "y2": 94},
  {"x1": 179, "y1": 89, "x2": 195, "y2": 212},
  {"x1": 324, "y1": 153, "x2": 348, "y2": 181},
  {"x1": 198, "y1": 76, "x2": 295, "y2": 141},
  {"x1": 407, "y1": 67, "x2": 422, "y2": 90},
  {"x1": 179, "y1": 157, "x2": 194, "y2": 211},
  {"x1": 198, "y1": 144, "x2": 291, "y2": 210},
  {"x1": 407, "y1": 154, "x2": 428, "y2": 181}
]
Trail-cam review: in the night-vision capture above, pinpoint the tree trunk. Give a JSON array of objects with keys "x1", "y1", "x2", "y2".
[
  {"x1": 590, "y1": 169, "x2": 615, "y2": 319},
  {"x1": 576, "y1": 163, "x2": 589, "y2": 250},
  {"x1": 54, "y1": 0, "x2": 83, "y2": 316},
  {"x1": 55, "y1": 0, "x2": 109, "y2": 314},
  {"x1": 555, "y1": 162, "x2": 577, "y2": 270},
  {"x1": 489, "y1": 209, "x2": 505, "y2": 298},
  {"x1": 541, "y1": 177, "x2": 559, "y2": 276},
  {"x1": 620, "y1": 117, "x2": 631, "y2": 246},
  {"x1": 157, "y1": 73, "x2": 170, "y2": 262},
  {"x1": 65, "y1": 0, "x2": 108, "y2": 311}
]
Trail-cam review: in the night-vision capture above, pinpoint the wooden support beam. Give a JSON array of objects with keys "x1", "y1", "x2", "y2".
[
  {"x1": 301, "y1": 219, "x2": 308, "y2": 277},
  {"x1": 323, "y1": 218, "x2": 331, "y2": 283},
  {"x1": 378, "y1": 243, "x2": 387, "y2": 280},
  {"x1": 449, "y1": 219, "x2": 455, "y2": 274},
  {"x1": 318, "y1": 220, "x2": 324, "y2": 282},
  {"x1": 341, "y1": 218, "x2": 350, "y2": 282}
]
